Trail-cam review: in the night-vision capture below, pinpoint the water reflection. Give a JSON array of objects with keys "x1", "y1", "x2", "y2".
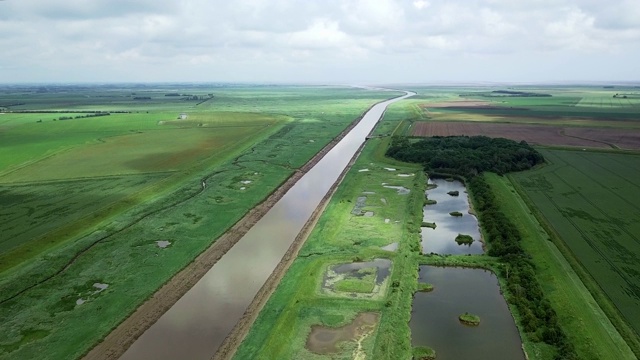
[
  {"x1": 421, "y1": 178, "x2": 483, "y2": 255},
  {"x1": 410, "y1": 266, "x2": 524, "y2": 360}
]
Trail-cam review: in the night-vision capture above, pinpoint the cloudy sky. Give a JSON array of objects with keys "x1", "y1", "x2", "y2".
[{"x1": 1, "y1": 0, "x2": 639, "y2": 84}]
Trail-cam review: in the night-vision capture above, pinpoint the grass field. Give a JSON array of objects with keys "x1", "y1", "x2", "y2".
[
  {"x1": 0, "y1": 85, "x2": 400, "y2": 359},
  {"x1": 486, "y1": 173, "x2": 635, "y2": 360},
  {"x1": 510, "y1": 149, "x2": 640, "y2": 352},
  {"x1": 234, "y1": 137, "x2": 424, "y2": 360}
]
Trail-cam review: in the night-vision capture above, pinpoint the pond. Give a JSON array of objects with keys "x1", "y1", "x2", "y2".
[
  {"x1": 421, "y1": 178, "x2": 483, "y2": 255},
  {"x1": 410, "y1": 266, "x2": 524, "y2": 360}
]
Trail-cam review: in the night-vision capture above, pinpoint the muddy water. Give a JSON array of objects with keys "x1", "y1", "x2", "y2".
[
  {"x1": 410, "y1": 266, "x2": 524, "y2": 360},
  {"x1": 120, "y1": 92, "x2": 414, "y2": 360},
  {"x1": 421, "y1": 178, "x2": 483, "y2": 255}
]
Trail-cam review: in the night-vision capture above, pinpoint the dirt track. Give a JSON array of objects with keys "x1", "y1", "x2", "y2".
[{"x1": 82, "y1": 103, "x2": 381, "y2": 360}]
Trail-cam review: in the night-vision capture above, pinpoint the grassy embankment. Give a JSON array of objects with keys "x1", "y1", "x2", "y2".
[
  {"x1": 234, "y1": 136, "x2": 425, "y2": 360},
  {"x1": 0, "y1": 85, "x2": 401, "y2": 359}
]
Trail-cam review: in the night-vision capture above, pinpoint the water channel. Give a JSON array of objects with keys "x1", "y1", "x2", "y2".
[
  {"x1": 410, "y1": 266, "x2": 525, "y2": 360},
  {"x1": 120, "y1": 91, "x2": 415, "y2": 359},
  {"x1": 421, "y1": 178, "x2": 483, "y2": 255}
]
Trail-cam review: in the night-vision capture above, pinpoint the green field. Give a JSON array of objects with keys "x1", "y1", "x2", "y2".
[
  {"x1": 510, "y1": 149, "x2": 640, "y2": 343},
  {"x1": 486, "y1": 173, "x2": 635, "y2": 360},
  {"x1": 234, "y1": 137, "x2": 424, "y2": 360},
  {"x1": 0, "y1": 85, "x2": 400, "y2": 359}
]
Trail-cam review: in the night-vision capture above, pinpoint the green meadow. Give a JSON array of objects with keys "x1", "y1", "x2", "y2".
[{"x1": 0, "y1": 84, "x2": 400, "y2": 359}]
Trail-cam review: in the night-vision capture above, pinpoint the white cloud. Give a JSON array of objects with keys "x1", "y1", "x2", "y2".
[
  {"x1": 0, "y1": 0, "x2": 638, "y2": 83},
  {"x1": 413, "y1": 1, "x2": 430, "y2": 10}
]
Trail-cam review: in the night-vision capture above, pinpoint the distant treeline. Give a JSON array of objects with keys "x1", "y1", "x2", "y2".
[
  {"x1": 387, "y1": 136, "x2": 577, "y2": 359},
  {"x1": 57, "y1": 113, "x2": 111, "y2": 120},
  {"x1": 460, "y1": 90, "x2": 552, "y2": 97},
  {"x1": 387, "y1": 136, "x2": 544, "y2": 177}
]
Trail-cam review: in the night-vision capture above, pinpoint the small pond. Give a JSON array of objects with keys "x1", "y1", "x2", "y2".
[
  {"x1": 421, "y1": 178, "x2": 483, "y2": 255},
  {"x1": 322, "y1": 258, "x2": 391, "y2": 299},
  {"x1": 410, "y1": 266, "x2": 524, "y2": 360}
]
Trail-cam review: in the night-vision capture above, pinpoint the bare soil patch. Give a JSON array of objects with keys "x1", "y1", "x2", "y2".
[
  {"x1": 411, "y1": 121, "x2": 640, "y2": 149},
  {"x1": 306, "y1": 312, "x2": 379, "y2": 354},
  {"x1": 421, "y1": 100, "x2": 493, "y2": 108}
]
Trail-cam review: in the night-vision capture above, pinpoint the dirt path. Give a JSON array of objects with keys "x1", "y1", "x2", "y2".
[{"x1": 82, "y1": 101, "x2": 384, "y2": 360}]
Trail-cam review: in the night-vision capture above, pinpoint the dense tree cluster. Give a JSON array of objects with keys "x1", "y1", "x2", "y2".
[
  {"x1": 387, "y1": 136, "x2": 575, "y2": 359},
  {"x1": 387, "y1": 136, "x2": 544, "y2": 177}
]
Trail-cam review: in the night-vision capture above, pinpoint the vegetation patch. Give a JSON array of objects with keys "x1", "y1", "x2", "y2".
[
  {"x1": 447, "y1": 190, "x2": 459, "y2": 196},
  {"x1": 459, "y1": 312, "x2": 480, "y2": 326},
  {"x1": 416, "y1": 283, "x2": 434, "y2": 292},
  {"x1": 449, "y1": 211, "x2": 463, "y2": 217}
]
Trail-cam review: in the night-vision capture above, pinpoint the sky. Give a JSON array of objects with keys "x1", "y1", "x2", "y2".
[{"x1": 1, "y1": 0, "x2": 639, "y2": 84}]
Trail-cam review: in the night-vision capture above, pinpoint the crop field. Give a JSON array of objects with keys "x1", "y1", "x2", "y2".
[
  {"x1": 234, "y1": 138, "x2": 425, "y2": 360},
  {"x1": 486, "y1": 173, "x2": 635, "y2": 360},
  {"x1": 510, "y1": 149, "x2": 640, "y2": 338},
  {"x1": 404, "y1": 86, "x2": 640, "y2": 127},
  {"x1": 0, "y1": 84, "x2": 400, "y2": 359}
]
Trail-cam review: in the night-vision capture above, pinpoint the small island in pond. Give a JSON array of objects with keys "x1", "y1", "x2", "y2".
[
  {"x1": 422, "y1": 221, "x2": 437, "y2": 229},
  {"x1": 455, "y1": 234, "x2": 474, "y2": 245},
  {"x1": 447, "y1": 190, "x2": 459, "y2": 196},
  {"x1": 413, "y1": 346, "x2": 436, "y2": 360},
  {"x1": 449, "y1": 211, "x2": 463, "y2": 217},
  {"x1": 459, "y1": 312, "x2": 480, "y2": 326}
]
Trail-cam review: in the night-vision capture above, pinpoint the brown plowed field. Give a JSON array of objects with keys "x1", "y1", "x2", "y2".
[{"x1": 411, "y1": 121, "x2": 640, "y2": 149}]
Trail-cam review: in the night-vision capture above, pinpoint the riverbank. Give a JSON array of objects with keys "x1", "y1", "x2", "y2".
[
  {"x1": 213, "y1": 140, "x2": 369, "y2": 359},
  {"x1": 233, "y1": 137, "x2": 424, "y2": 359}
]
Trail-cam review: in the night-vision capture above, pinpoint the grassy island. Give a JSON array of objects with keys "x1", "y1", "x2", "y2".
[
  {"x1": 412, "y1": 346, "x2": 436, "y2": 360},
  {"x1": 447, "y1": 190, "x2": 459, "y2": 196},
  {"x1": 449, "y1": 211, "x2": 463, "y2": 217},
  {"x1": 417, "y1": 283, "x2": 434, "y2": 292},
  {"x1": 422, "y1": 221, "x2": 437, "y2": 229},
  {"x1": 459, "y1": 312, "x2": 480, "y2": 326}
]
